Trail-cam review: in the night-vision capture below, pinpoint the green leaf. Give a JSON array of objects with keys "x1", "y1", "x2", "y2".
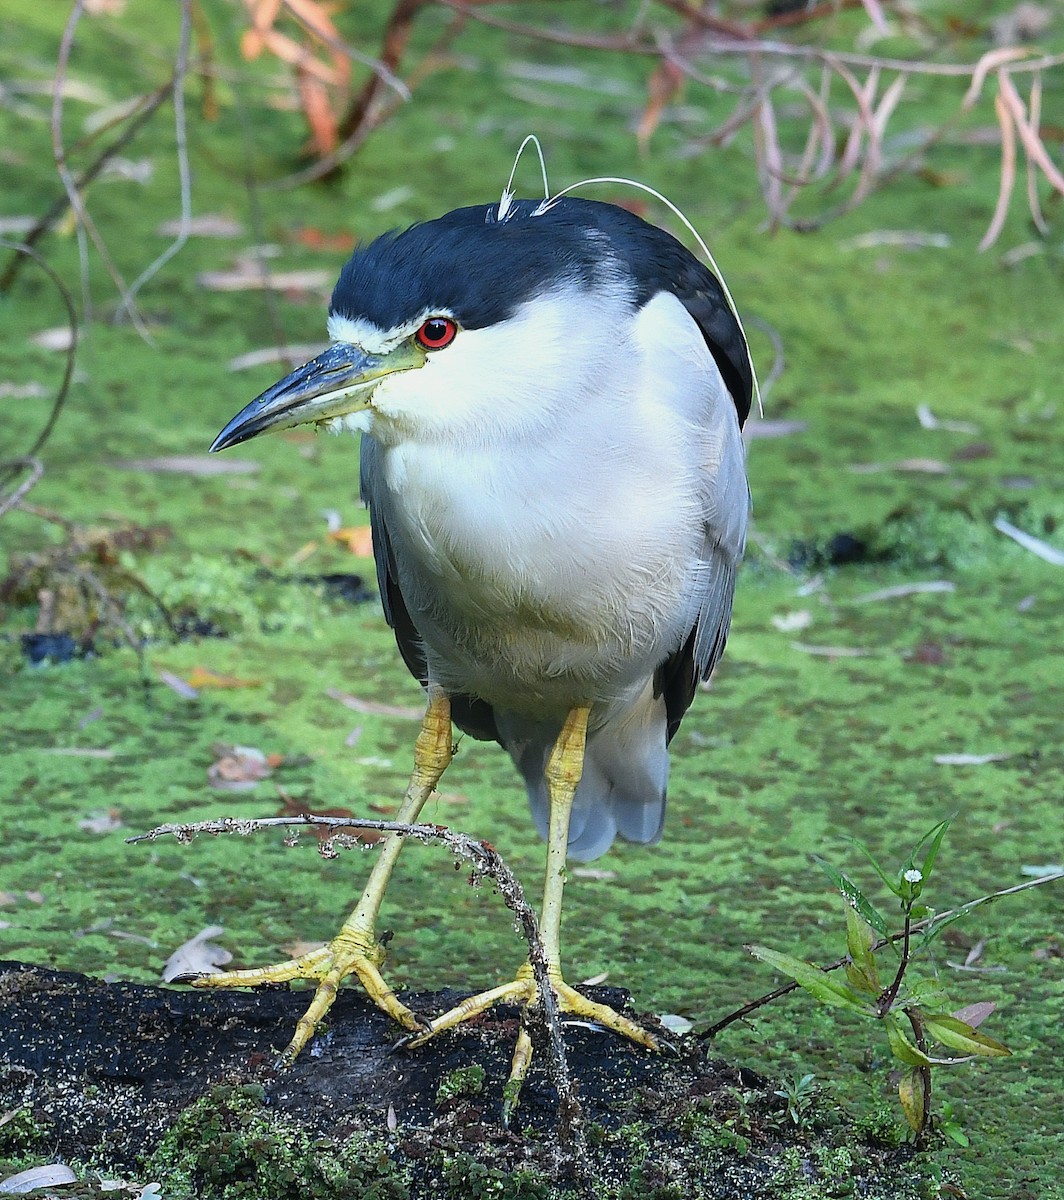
[
  {"x1": 884, "y1": 1014, "x2": 935, "y2": 1067},
  {"x1": 922, "y1": 1013, "x2": 1011, "y2": 1057},
  {"x1": 815, "y1": 856, "x2": 889, "y2": 937},
  {"x1": 842, "y1": 905, "x2": 881, "y2": 994},
  {"x1": 942, "y1": 1121, "x2": 971, "y2": 1148},
  {"x1": 748, "y1": 946, "x2": 875, "y2": 1014},
  {"x1": 848, "y1": 837, "x2": 903, "y2": 898},
  {"x1": 919, "y1": 902, "x2": 979, "y2": 947},
  {"x1": 845, "y1": 904, "x2": 879, "y2": 970},
  {"x1": 898, "y1": 1067, "x2": 927, "y2": 1133},
  {"x1": 904, "y1": 977, "x2": 951, "y2": 1012},
  {"x1": 915, "y1": 816, "x2": 954, "y2": 883},
  {"x1": 845, "y1": 961, "x2": 880, "y2": 996}
]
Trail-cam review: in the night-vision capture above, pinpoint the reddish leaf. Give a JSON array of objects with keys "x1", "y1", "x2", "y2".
[{"x1": 328, "y1": 526, "x2": 374, "y2": 556}]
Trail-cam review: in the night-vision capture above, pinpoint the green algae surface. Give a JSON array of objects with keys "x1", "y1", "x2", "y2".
[{"x1": 1, "y1": 3, "x2": 1063, "y2": 1197}]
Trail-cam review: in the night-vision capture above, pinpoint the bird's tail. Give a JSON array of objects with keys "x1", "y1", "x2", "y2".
[{"x1": 497, "y1": 684, "x2": 669, "y2": 863}]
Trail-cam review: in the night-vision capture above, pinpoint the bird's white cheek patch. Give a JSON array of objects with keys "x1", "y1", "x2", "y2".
[
  {"x1": 322, "y1": 410, "x2": 374, "y2": 436},
  {"x1": 327, "y1": 314, "x2": 388, "y2": 353}
]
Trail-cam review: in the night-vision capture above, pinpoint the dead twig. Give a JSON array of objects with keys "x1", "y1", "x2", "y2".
[
  {"x1": 0, "y1": 459, "x2": 44, "y2": 521},
  {"x1": 0, "y1": 241, "x2": 78, "y2": 499}
]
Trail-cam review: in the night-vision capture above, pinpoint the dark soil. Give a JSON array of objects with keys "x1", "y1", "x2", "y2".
[{"x1": 0, "y1": 961, "x2": 931, "y2": 1198}]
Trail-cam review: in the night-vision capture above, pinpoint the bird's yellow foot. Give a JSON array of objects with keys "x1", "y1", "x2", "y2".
[
  {"x1": 408, "y1": 964, "x2": 660, "y2": 1120},
  {"x1": 191, "y1": 925, "x2": 425, "y2": 1064}
]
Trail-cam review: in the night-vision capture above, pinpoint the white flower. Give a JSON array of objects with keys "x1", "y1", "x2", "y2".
[{"x1": 903, "y1": 868, "x2": 923, "y2": 884}]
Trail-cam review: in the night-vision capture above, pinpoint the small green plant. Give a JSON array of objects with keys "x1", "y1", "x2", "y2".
[
  {"x1": 773, "y1": 1072, "x2": 817, "y2": 1128},
  {"x1": 435, "y1": 1064, "x2": 487, "y2": 1105},
  {"x1": 750, "y1": 819, "x2": 1011, "y2": 1142}
]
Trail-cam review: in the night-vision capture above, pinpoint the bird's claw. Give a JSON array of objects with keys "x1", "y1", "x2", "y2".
[
  {"x1": 402, "y1": 966, "x2": 660, "y2": 1120},
  {"x1": 190, "y1": 928, "x2": 424, "y2": 1061}
]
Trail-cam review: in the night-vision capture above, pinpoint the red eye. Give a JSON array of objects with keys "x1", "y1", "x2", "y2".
[{"x1": 415, "y1": 317, "x2": 458, "y2": 350}]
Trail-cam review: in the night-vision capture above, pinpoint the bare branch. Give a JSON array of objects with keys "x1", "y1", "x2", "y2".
[
  {"x1": 0, "y1": 458, "x2": 44, "y2": 521},
  {"x1": 0, "y1": 240, "x2": 78, "y2": 495}
]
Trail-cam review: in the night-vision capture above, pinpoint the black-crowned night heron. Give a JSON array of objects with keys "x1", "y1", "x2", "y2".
[{"x1": 206, "y1": 195, "x2": 753, "y2": 1097}]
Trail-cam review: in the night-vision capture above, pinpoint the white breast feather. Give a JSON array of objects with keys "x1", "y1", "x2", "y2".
[{"x1": 365, "y1": 289, "x2": 745, "y2": 714}]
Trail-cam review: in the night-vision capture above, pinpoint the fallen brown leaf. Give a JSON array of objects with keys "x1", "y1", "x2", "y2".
[
  {"x1": 291, "y1": 227, "x2": 358, "y2": 253},
  {"x1": 184, "y1": 667, "x2": 263, "y2": 690},
  {"x1": 850, "y1": 458, "x2": 951, "y2": 474},
  {"x1": 953, "y1": 442, "x2": 993, "y2": 461},
  {"x1": 326, "y1": 689, "x2": 422, "y2": 720},
  {"x1": 197, "y1": 266, "x2": 331, "y2": 293},
  {"x1": 638, "y1": 59, "x2": 683, "y2": 153},
  {"x1": 157, "y1": 669, "x2": 199, "y2": 700},
  {"x1": 434, "y1": 791, "x2": 469, "y2": 806},
  {"x1": 78, "y1": 808, "x2": 124, "y2": 835},
  {"x1": 228, "y1": 343, "x2": 327, "y2": 372},
  {"x1": 112, "y1": 456, "x2": 260, "y2": 475},
  {"x1": 162, "y1": 925, "x2": 232, "y2": 982},
  {"x1": 30, "y1": 327, "x2": 75, "y2": 352},
  {"x1": 282, "y1": 939, "x2": 327, "y2": 959},
  {"x1": 156, "y1": 213, "x2": 245, "y2": 238},
  {"x1": 934, "y1": 752, "x2": 1015, "y2": 765},
  {"x1": 277, "y1": 789, "x2": 383, "y2": 843},
  {"x1": 908, "y1": 641, "x2": 949, "y2": 665},
  {"x1": 993, "y1": 517, "x2": 1064, "y2": 566},
  {"x1": 0, "y1": 1165, "x2": 78, "y2": 1193},
  {"x1": 851, "y1": 581, "x2": 955, "y2": 603},
  {"x1": 41, "y1": 747, "x2": 116, "y2": 758},
  {"x1": 790, "y1": 642, "x2": 875, "y2": 658},
  {"x1": 208, "y1": 744, "x2": 273, "y2": 790},
  {"x1": 744, "y1": 419, "x2": 809, "y2": 439},
  {"x1": 771, "y1": 610, "x2": 812, "y2": 632}
]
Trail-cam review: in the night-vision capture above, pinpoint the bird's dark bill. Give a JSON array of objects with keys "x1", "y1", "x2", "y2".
[{"x1": 210, "y1": 340, "x2": 422, "y2": 451}]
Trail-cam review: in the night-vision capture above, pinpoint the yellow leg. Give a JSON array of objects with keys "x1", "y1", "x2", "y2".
[
  {"x1": 409, "y1": 705, "x2": 659, "y2": 1117},
  {"x1": 193, "y1": 690, "x2": 453, "y2": 1064},
  {"x1": 539, "y1": 704, "x2": 590, "y2": 970}
]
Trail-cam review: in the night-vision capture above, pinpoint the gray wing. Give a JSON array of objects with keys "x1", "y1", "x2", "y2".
[
  {"x1": 655, "y1": 285, "x2": 753, "y2": 743},
  {"x1": 359, "y1": 434, "x2": 499, "y2": 742}
]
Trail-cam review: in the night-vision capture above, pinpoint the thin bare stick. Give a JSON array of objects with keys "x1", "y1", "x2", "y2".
[
  {"x1": 0, "y1": 241, "x2": 78, "y2": 493},
  {"x1": 52, "y1": 0, "x2": 147, "y2": 334},
  {"x1": 262, "y1": 2, "x2": 466, "y2": 189},
  {"x1": 337, "y1": 0, "x2": 425, "y2": 143},
  {"x1": 117, "y1": 0, "x2": 194, "y2": 318},
  {"x1": 0, "y1": 459, "x2": 44, "y2": 520},
  {"x1": 444, "y1": 3, "x2": 1064, "y2": 80}
]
